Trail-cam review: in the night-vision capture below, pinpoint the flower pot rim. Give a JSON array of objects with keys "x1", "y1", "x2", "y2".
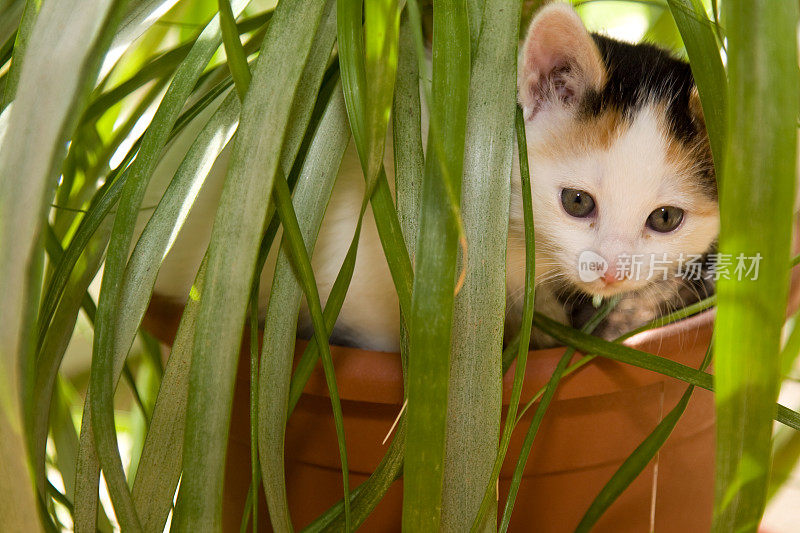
[
  {"x1": 293, "y1": 306, "x2": 715, "y2": 406},
  {"x1": 143, "y1": 294, "x2": 718, "y2": 407}
]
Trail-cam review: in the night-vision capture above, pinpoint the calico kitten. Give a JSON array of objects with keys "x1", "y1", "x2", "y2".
[
  {"x1": 508, "y1": 3, "x2": 718, "y2": 345},
  {"x1": 146, "y1": 2, "x2": 719, "y2": 351}
]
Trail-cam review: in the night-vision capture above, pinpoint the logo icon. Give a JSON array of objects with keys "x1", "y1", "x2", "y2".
[{"x1": 578, "y1": 250, "x2": 608, "y2": 282}]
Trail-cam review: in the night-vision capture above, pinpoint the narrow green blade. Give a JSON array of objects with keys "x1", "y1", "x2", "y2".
[
  {"x1": 666, "y1": 0, "x2": 727, "y2": 171},
  {"x1": 172, "y1": 0, "x2": 328, "y2": 528},
  {"x1": 404, "y1": 0, "x2": 470, "y2": 528},
  {"x1": 444, "y1": 0, "x2": 521, "y2": 529},
  {"x1": 0, "y1": 0, "x2": 123, "y2": 530},
  {"x1": 575, "y1": 345, "x2": 714, "y2": 532},
  {"x1": 713, "y1": 1, "x2": 799, "y2": 530}
]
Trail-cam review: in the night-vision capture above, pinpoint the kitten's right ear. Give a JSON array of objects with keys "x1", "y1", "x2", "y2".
[{"x1": 518, "y1": 3, "x2": 606, "y2": 119}]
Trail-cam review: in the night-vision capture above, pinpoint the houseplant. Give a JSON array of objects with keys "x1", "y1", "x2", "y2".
[{"x1": 2, "y1": 0, "x2": 800, "y2": 532}]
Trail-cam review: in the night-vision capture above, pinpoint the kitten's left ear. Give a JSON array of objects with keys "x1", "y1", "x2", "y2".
[
  {"x1": 689, "y1": 86, "x2": 705, "y2": 128},
  {"x1": 518, "y1": 3, "x2": 606, "y2": 119}
]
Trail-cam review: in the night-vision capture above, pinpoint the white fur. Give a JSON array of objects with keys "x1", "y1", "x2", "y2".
[{"x1": 509, "y1": 102, "x2": 719, "y2": 306}]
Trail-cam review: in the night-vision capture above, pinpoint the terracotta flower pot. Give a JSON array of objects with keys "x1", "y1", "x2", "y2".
[
  {"x1": 143, "y1": 299, "x2": 709, "y2": 532},
  {"x1": 262, "y1": 316, "x2": 715, "y2": 533},
  {"x1": 142, "y1": 249, "x2": 800, "y2": 532}
]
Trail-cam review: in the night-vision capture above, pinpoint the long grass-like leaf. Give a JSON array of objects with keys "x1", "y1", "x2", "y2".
[
  {"x1": 215, "y1": 6, "x2": 261, "y2": 530},
  {"x1": 666, "y1": 0, "x2": 727, "y2": 170},
  {"x1": 120, "y1": 88, "x2": 238, "y2": 342},
  {"x1": 33, "y1": 223, "x2": 111, "y2": 506},
  {"x1": 84, "y1": 3, "x2": 250, "y2": 529},
  {"x1": 336, "y1": 0, "x2": 413, "y2": 316},
  {"x1": 712, "y1": 1, "x2": 799, "y2": 530},
  {"x1": 229, "y1": 2, "x2": 344, "y2": 531},
  {"x1": 219, "y1": 0, "x2": 250, "y2": 99},
  {"x1": 363, "y1": 0, "x2": 400, "y2": 185},
  {"x1": 172, "y1": 1, "x2": 329, "y2": 528},
  {"x1": 393, "y1": 9, "x2": 424, "y2": 382},
  {"x1": 298, "y1": 13, "x2": 423, "y2": 528},
  {"x1": 130, "y1": 260, "x2": 205, "y2": 532},
  {"x1": 444, "y1": 0, "x2": 520, "y2": 529},
  {"x1": 404, "y1": 0, "x2": 470, "y2": 528},
  {"x1": 471, "y1": 103, "x2": 530, "y2": 531},
  {"x1": 38, "y1": 71, "x2": 241, "y2": 354},
  {"x1": 0, "y1": 0, "x2": 38, "y2": 109},
  {"x1": 121, "y1": 91, "x2": 239, "y2": 530},
  {"x1": 286, "y1": 0, "x2": 412, "y2": 415},
  {"x1": 274, "y1": 170, "x2": 354, "y2": 530},
  {"x1": 258, "y1": 86, "x2": 349, "y2": 532},
  {"x1": 499, "y1": 300, "x2": 618, "y2": 531},
  {"x1": 0, "y1": 0, "x2": 125, "y2": 529},
  {"x1": 575, "y1": 344, "x2": 714, "y2": 532},
  {"x1": 533, "y1": 312, "x2": 800, "y2": 431}
]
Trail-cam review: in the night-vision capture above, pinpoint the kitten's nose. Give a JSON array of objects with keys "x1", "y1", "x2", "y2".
[{"x1": 602, "y1": 261, "x2": 619, "y2": 285}]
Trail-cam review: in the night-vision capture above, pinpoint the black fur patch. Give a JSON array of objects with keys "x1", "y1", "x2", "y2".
[
  {"x1": 583, "y1": 35, "x2": 698, "y2": 145},
  {"x1": 581, "y1": 35, "x2": 716, "y2": 196}
]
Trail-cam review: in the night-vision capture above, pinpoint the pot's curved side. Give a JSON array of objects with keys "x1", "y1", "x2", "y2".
[
  {"x1": 143, "y1": 296, "x2": 715, "y2": 532},
  {"x1": 263, "y1": 318, "x2": 714, "y2": 533},
  {"x1": 143, "y1": 227, "x2": 800, "y2": 532}
]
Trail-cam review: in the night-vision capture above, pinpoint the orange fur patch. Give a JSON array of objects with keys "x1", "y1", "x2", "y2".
[{"x1": 531, "y1": 108, "x2": 627, "y2": 159}]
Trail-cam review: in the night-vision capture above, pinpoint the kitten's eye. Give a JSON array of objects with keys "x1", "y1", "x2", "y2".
[
  {"x1": 560, "y1": 188, "x2": 596, "y2": 218},
  {"x1": 647, "y1": 206, "x2": 684, "y2": 232}
]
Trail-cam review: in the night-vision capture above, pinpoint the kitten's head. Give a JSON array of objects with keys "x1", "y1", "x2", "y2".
[{"x1": 512, "y1": 2, "x2": 718, "y2": 299}]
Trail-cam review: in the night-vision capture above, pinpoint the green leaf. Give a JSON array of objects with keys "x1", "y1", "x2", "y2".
[
  {"x1": 299, "y1": 12, "x2": 422, "y2": 528},
  {"x1": 214, "y1": 11, "x2": 261, "y2": 531},
  {"x1": 335, "y1": 0, "x2": 413, "y2": 316},
  {"x1": 363, "y1": 0, "x2": 400, "y2": 183},
  {"x1": 258, "y1": 85, "x2": 349, "y2": 533},
  {"x1": 712, "y1": 1, "x2": 799, "y2": 530},
  {"x1": 118, "y1": 89, "x2": 239, "y2": 531},
  {"x1": 130, "y1": 259, "x2": 205, "y2": 532},
  {"x1": 0, "y1": 0, "x2": 37, "y2": 109},
  {"x1": 444, "y1": 0, "x2": 521, "y2": 529},
  {"x1": 393, "y1": 8, "x2": 424, "y2": 382},
  {"x1": 33, "y1": 223, "x2": 110, "y2": 506},
  {"x1": 471, "y1": 103, "x2": 530, "y2": 531},
  {"x1": 84, "y1": 3, "x2": 250, "y2": 530},
  {"x1": 219, "y1": 0, "x2": 251, "y2": 99},
  {"x1": 536, "y1": 312, "x2": 714, "y2": 388},
  {"x1": 533, "y1": 311, "x2": 800, "y2": 432},
  {"x1": 404, "y1": 0, "x2": 470, "y2": 528},
  {"x1": 0, "y1": 0, "x2": 125, "y2": 530},
  {"x1": 274, "y1": 169, "x2": 354, "y2": 531},
  {"x1": 171, "y1": 0, "x2": 329, "y2": 528},
  {"x1": 575, "y1": 345, "x2": 714, "y2": 532},
  {"x1": 500, "y1": 300, "x2": 618, "y2": 532},
  {"x1": 119, "y1": 88, "x2": 239, "y2": 399},
  {"x1": 287, "y1": 0, "x2": 413, "y2": 416},
  {"x1": 666, "y1": 0, "x2": 727, "y2": 171}
]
